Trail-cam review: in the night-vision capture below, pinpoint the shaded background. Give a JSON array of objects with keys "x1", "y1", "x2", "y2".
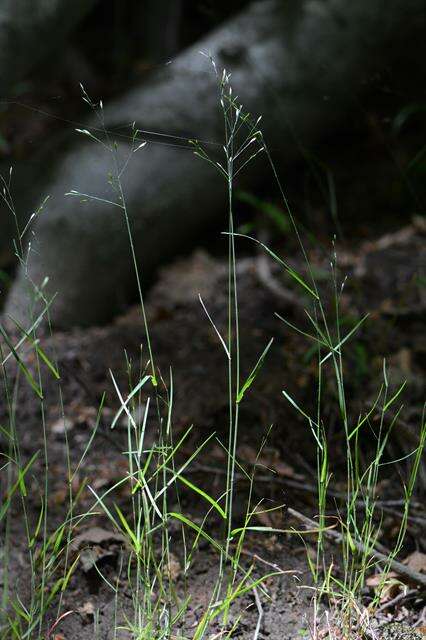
[
  {"x1": 0, "y1": 7, "x2": 425, "y2": 637},
  {"x1": 1, "y1": 0, "x2": 426, "y2": 301}
]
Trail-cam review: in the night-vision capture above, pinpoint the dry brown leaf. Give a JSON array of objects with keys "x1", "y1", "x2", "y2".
[
  {"x1": 71, "y1": 526, "x2": 124, "y2": 551},
  {"x1": 79, "y1": 546, "x2": 116, "y2": 573},
  {"x1": 366, "y1": 572, "x2": 398, "y2": 587},
  {"x1": 403, "y1": 551, "x2": 426, "y2": 574},
  {"x1": 366, "y1": 572, "x2": 402, "y2": 602}
]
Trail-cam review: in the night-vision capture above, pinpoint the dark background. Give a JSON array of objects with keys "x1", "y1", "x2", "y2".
[{"x1": 2, "y1": 0, "x2": 426, "y2": 248}]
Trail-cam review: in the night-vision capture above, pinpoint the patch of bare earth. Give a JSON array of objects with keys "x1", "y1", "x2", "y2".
[{"x1": 1, "y1": 221, "x2": 425, "y2": 638}]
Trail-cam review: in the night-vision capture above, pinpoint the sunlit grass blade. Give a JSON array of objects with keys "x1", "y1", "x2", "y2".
[
  {"x1": 275, "y1": 313, "x2": 328, "y2": 348},
  {"x1": 2, "y1": 294, "x2": 57, "y2": 366},
  {"x1": 282, "y1": 389, "x2": 318, "y2": 426},
  {"x1": 114, "y1": 504, "x2": 140, "y2": 553},
  {"x1": 383, "y1": 380, "x2": 407, "y2": 412},
  {"x1": 173, "y1": 473, "x2": 226, "y2": 519},
  {"x1": 154, "y1": 431, "x2": 216, "y2": 501},
  {"x1": 348, "y1": 388, "x2": 383, "y2": 440},
  {"x1": 237, "y1": 338, "x2": 273, "y2": 403},
  {"x1": 0, "y1": 451, "x2": 39, "y2": 522},
  {"x1": 7, "y1": 316, "x2": 60, "y2": 380},
  {"x1": 198, "y1": 294, "x2": 230, "y2": 359},
  {"x1": 168, "y1": 512, "x2": 224, "y2": 554},
  {"x1": 110, "y1": 374, "x2": 151, "y2": 429},
  {"x1": 0, "y1": 324, "x2": 43, "y2": 398},
  {"x1": 226, "y1": 232, "x2": 319, "y2": 299},
  {"x1": 71, "y1": 393, "x2": 105, "y2": 479},
  {"x1": 319, "y1": 313, "x2": 370, "y2": 365}
]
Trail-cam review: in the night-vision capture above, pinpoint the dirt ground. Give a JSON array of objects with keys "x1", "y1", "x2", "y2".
[{"x1": 1, "y1": 219, "x2": 425, "y2": 639}]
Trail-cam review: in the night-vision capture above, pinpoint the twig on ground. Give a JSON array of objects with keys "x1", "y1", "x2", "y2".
[
  {"x1": 376, "y1": 588, "x2": 418, "y2": 613},
  {"x1": 239, "y1": 548, "x2": 301, "y2": 576},
  {"x1": 379, "y1": 504, "x2": 426, "y2": 527},
  {"x1": 287, "y1": 508, "x2": 426, "y2": 589},
  {"x1": 189, "y1": 463, "x2": 422, "y2": 514}
]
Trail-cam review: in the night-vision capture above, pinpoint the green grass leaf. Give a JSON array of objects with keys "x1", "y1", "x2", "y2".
[
  {"x1": 0, "y1": 324, "x2": 43, "y2": 398},
  {"x1": 168, "y1": 512, "x2": 224, "y2": 553},
  {"x1": 174, "y1": 474, "x2": 226, "y2": 519},
  {"x1": 237, "y1": 338, "x2": 273, "y2": 403},
  {"x1": 0, "y1": 452, "x2": 39, "y2": 522},
  {"x1": 8, "y1": 316, "x2": 60, "y2": 380}
]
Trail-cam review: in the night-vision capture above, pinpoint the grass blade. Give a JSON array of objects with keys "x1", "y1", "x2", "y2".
[{"x1": 237, "y1": 338, "x2": 273, "y2": 403}]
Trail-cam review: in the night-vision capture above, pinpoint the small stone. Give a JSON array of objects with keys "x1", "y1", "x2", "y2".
[{"x1": 50, "y1": 417, "x2": 74, "y2": 435}]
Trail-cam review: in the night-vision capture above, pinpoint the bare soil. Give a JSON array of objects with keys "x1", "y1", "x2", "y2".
[{"x1": 1, "y1": 220, "x2": 425, "y2": 639}]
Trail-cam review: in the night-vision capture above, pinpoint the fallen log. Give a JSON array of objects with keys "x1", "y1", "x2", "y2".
[{"x1": 4, "y1": 0, "x2": 426, "y2": 327}]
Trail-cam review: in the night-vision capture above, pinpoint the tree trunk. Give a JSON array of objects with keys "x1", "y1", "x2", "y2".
[{"x1": 4, "y1": 0, "x2": 426, "y2": 327}]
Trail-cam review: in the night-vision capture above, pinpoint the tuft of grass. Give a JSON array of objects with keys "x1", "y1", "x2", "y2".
[
  {"x1": 65, "y1": 75, "x2": 279, "y2": 638},
  {"x1": 1, "y1": 59, "x2": 424, "y2": 640},
  {"x1": 0, "y1": 173, "x2": 90, "y2": 639},
  {"x1": 239, "y1": 145, "x2": 426, "y2": 636}
]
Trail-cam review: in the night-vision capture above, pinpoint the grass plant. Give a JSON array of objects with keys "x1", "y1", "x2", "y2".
[{"x1": 0, "y1": 60, "x2": 424, "y2": 640}]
